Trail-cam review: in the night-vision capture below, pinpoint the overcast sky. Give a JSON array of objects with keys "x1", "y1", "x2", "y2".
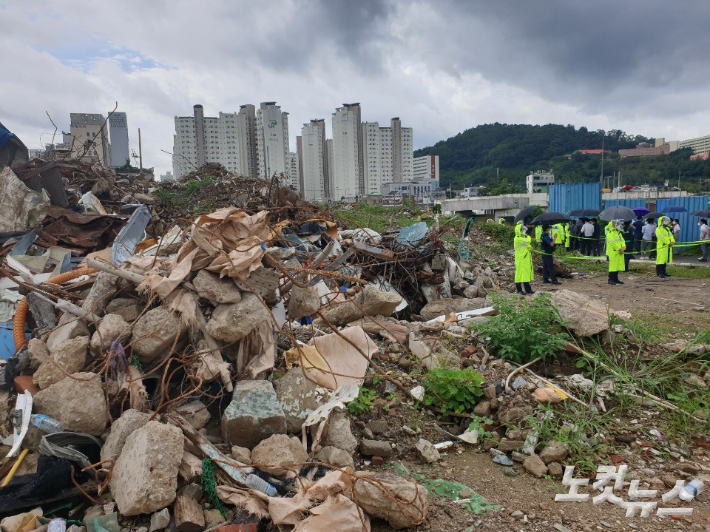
[{"x1": 2, "y1": 0, "x2": 709, "y2": 177}]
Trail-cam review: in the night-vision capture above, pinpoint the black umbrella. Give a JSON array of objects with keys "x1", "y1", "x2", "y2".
[
  {"x1": 530, "y1": 212, "x2": 572, "y2": 226},
  {"x1": 599, "y1": 206, "x2": 636, "y2": 222},
  {"x1": 663, "y1": 205, "x2": 687, "y2": 214},
  {"x1": 644, "y1": 212, "x2": 663, "y2": 219},
  {"x1": 568, "y1": 209, "x2": 600, "y2": 217},
  {"x1": 690, "y1": 210, "x2": 710, "y2": 218},
  {"x1": 514, "y1": 206, "x2": 538, "y2": 223}
]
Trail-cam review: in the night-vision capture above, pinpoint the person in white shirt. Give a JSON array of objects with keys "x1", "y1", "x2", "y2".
[
  {"x1": 699, "y1": 218, "x2": 709, "y2": 262},
  {"x1": 580, "y1": 220, "x2": 594, "y2": 256},
  {"x1": 672, "y1": 219, "x2": 681, "y2": 256},
  {"x1": 641, "y1": 219, "x2": 656, "y2": 260}
]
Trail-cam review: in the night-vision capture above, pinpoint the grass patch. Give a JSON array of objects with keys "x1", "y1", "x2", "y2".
[{"x1": 332, "y1": 202, "x2": 423, "y2": 233}]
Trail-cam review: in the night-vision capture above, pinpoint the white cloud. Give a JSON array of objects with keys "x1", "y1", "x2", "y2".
[{"x1": 1, "y1": 0, "x2": 709, "y2": 177}]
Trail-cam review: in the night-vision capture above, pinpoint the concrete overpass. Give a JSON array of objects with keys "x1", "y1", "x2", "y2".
[{"x1": 442, "y1": 193, "x2": 548, "y2": 220}]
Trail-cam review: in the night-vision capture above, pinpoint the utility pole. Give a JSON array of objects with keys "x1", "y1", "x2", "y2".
[
  {"x1": 138, "y1": 128, "x2": 143, "y2": 171},
  {"x1": 599, "y1": 134, "x2": 605, "y2": 190},
  {"x1": 678, "y1": 170, "x2": 681, "y2": 190}
]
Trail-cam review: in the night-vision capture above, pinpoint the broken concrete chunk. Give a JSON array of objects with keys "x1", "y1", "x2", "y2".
[
  {"x1": 82, "y1": 271, "x2": 120, "y2": 316},
  {"x1": 33, "y1": 372, "x2": 108, "y2": 435},
  {"x1": 105, "y1": 297, "x2": 142, "y2": 322},
  {"x1": 315, "y1": 445, "x2": 355, "y2": 470},
  {"x1": 415, "y1": 438, "x2": 441, "y2": 463},
  {"x1": 193, "y1": 270, "x2": 242, "y2": 304},
  {"x1": 323, "y1": 410, "x2": 358, "y2": 454},
  {"x1": 250, "y1": 434, "x2": 308, "y2": 477},
  {"x1": 27, "y1": 338, "x2": 49, "y2": 371},
  {"x1": 175, "y1": 401, "x2": 211, "y2": 431},
  {"x1": 221, "y1": 380, "x2": 287, "y2": 449},
  {"x1": 360, "y1": 439, "x2": 393, "y2": 458},
  {"x1": 287, "y1": 285, "x2": 321, "y2": 320},
  {"x1": 149, "y1": 508, "x2": 171, "y2": 532},
  {"x1": 352, "y1": 471, "x2": 428, "y2": 529},
  {"x1": 33, "y1": 335, "x2": 89, "y2": 389},
  {"x1": 100, "y1": 409, "x2": 152, "y2": 462},
  {"x1": 523, "y1": 454, "x2": 548, "y2": 477},
  {"x1": 539, "y1": 441, "x2": 569, "y2": 465},
  {"x1": 110, "y1": 420, "x2": 183, "y2": 516},
  {"x1": 274, "y1": 367, "x2": 321, "y2": 433},
  {"x1": 419, "y1": 298, "x2": 486, "y2": 321},
  {"x1": 131, "y1": 307, "x2": 187, "y2": 364},
  {"x1": 230, "y1": 446, "x2": 251, "y2": 464},
  {"x1": 91, "y1": 313, "x2": 131, "y2": 353},
  {"x1": 206, "y1": 294, "x2": 270, "y2": 343},
  {"x1": 550, "y1": 289, "x2": 609, "y2": 337},
  {"x1": 46, "y1": 312, "x2": 90, "y2": 353},
  {"x1": 174, "y1": 494, "x2": 205, "y2": 532},
  {"x1": 321, "y1": 284, "x2": 403, "y2": 326}
]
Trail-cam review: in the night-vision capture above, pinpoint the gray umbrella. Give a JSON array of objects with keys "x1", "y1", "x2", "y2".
[{"x1": 599, "y1": 206, "x2": 636, "y2": 222}]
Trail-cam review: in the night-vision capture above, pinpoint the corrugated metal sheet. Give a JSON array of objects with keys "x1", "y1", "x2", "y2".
[
  {"x1": 549, "y1": 183, "x2": 601, "y2": 214},
  {"x1": 603, "y1": 199, "x2": 646, "y2": 210},
  {"x1": 656, "y1": 196, "x2": 709, "y2": 248}
]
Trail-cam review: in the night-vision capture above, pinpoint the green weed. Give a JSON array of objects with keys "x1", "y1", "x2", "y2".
[
  {"x1": 347, "y1": 388, "x2": 377, "y2": 415},
  {"x1": 422, "y1": 368, "x2": 485, "y2": 416}
]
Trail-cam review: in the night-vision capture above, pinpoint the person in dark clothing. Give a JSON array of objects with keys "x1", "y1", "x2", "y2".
[
  {"x1": 632, "y1": 216, "x2": 644, "y2": 252},
  {"x1": 540, "y1": 224, "x2": 560, "y2": 284},
  {"x1": 592, "y1": 219, "x2": 601, "y2": 256},
  {"x1": 622, "y1": 221, "x2": 634, "y2": 271},
  {"x1": 571, "y1": 219, "x2": 582, "y2": 251}
]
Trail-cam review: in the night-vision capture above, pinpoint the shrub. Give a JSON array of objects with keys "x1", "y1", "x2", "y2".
[{"x1": 422, "y1": 368, "x2": 485, "y2": 416}]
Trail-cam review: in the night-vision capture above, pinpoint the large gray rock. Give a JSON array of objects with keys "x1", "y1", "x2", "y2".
[
  {"x1": 221, "y1": 380, "x2": 287, "y2": 449},
  {"x1": 323, "y1": 410, "x2": 357, "y2": 453},
  {"x1": 91, "y1": 313, "x2": 131, "y2": 353},
  {"x1": 105, "y1": 297, "x2": 141, "y2": 322},
  {"x1": 131, "y1": 307, "x2": 187, "y2": 364},
  {"x1": 360, "y1": 439, "x2": 393, "y2": 458},
  {"x1": 206, "y1": 294, "x2": 270, "y2": 343},
  {"x1": 287, "y1": 285, "x2": 321, "y2": 320},
  {"x1": 110, "y1": 421, "x2": 183, "y2": 516},
  {"x1": 101, "y1": 409, "x2": 152, "y2": 462},
  {"x1": 352, "y1": 471, "x2": 428, "y2": 530},
  {"x1": 82, "y1": 271, "x2": 120, "y2": 316},
  {"x1": 315, "y1": 446, "x2": 355, "y2": 470},
  {"x1": 419, "y1": 298, "x2": 486, "y2": 321},
  {"x1": 27, "y1": 338, "x2": 49, "y2": 371},
  {"x1": 539, "y1": 441, "x2": 569, "y2": 465},
  {"x1": 274, "y1": 368, "x2": 321, "y2": 433},
  {"x1": 321, "y1": 285, "x2": 403, "y2": 326},
  {"x1": 33, "y1": 336, "x2": 89, "y2": 389},
  {"x1": 33, "y1": 372, "x2": 108, "y2": 435},
  {"x1": 250, "y1": 434, "x2": 308, "y2": 477},
  {"x1": 193, "y1": 270, "x2": 242, "y2": 304},
  {"x1": 550, "y1": 289, "x2": 608, "y2": 337},
  {"x1": 46, "y1": 312, "x2": 90, "y2": 353}
]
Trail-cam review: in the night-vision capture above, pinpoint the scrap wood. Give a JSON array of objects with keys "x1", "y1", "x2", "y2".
[{"x1": 352, "y1": 242, "x2": 395, "y2": 261}]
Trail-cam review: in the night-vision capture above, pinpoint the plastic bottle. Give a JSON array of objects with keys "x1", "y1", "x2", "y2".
[
  {"x1": 30, "y1": 414, "x2": 65, "y2": 433},
  {"x1": 245, "y1": 474, "x2": 278, "y2": 497},
  {"x1": 679, "y1": 479, "x2": 704, "y2": 501}
]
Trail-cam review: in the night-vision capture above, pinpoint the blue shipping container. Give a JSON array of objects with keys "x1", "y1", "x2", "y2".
[{"x1": 549, "y1": 183, "x2": 601, "y2": 215}]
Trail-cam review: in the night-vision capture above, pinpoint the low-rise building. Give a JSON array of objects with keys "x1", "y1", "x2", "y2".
[
  {"x1": 525, "y1": 170, "x2": 554, "y2": 193},
  {"x1": 618, "y1": 142, "x2": 671, "y2": 158}
]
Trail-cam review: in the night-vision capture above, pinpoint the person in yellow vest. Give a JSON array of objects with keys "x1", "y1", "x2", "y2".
[
  {"x1": 514, "y1": 222, "x2": 534, "y2": 295},
  {"x1": 655, "y1": 216, "x2": 675, "y2": 278},
  {"x1": 564, "y1": 222, "x2": 571, "y2": 251},
  {"x1": 553, "y1": 223, "x2": 566, "y2": 250},
  {"x1": 606, "y1": 220, "x2": 626, "y2": 285},
  {"x1": 535, "y1": 224, "x2": 542, "y2": 244},
  {"x1": 498, "y1": 218, "x2": 506, "y2": 225}
]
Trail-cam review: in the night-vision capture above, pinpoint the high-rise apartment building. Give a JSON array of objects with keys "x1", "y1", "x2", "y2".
[
  {"x1": 172, "y1": 105, "x2": 241, "y2": 179},
  {"x1": 236, "y1": 104, "x2": 258, "y2": 179},
  {"x1": 413, "y1": 155, "x2": 439, "y2": 189},
  {"x1": 331, "y1": 104, "x2": 364, "y2": 199},
  {"x1": 361, "y1": 119, "x2": 414, "y2": 195},
  {"x1": 300, "y1": 119, "x2": 330, "y2": 201},
  {"x1": 108, "y1": 112, "x2": 130, "y2": 167},
  {"x1": 288, "y1": 152, "x2": 300, "y2": 191},
  {"x1": 679, "y1": 134, "x2": 710, "y2": 155},
  {"x1": 70, "y1": 113, "x2": 111, "y2": 166},
  {"x1": 256, "y1": 102, "x2": 290, "y2": 182}
]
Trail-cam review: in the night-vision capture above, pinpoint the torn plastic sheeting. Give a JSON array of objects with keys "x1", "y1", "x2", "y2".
[
  {"x1": 6, "y1": 391, "x2": 32, "y2": 458},
  {"x1": 0, "y1": 167, "x2": 50, "y2": 233},
  {"x1": 302, "y1": 382, "x2": 361, "y2": 449},
  {"x1": 112, "y1": 204, "x2": 151, "y2": 265},
  {"x1": 285, "y1": 326, "x2": 378, "y2": 390},
  {"x1": 426, "y1": 306, "x2": 498, "y2": 324},
  {"x1": 78, "y1": 191, "x2": 107, "y2": 215},
  {"x1": 10, "y1": 246, "x2": 72, "y2": 277},
  {"x1": 139, "y1": 225, "x2": 182, "y2": 256},
  {"x1": 339, "y1": 228, "x2": 381, "y2": 246},
  {"x1": 396, "y1": 221, "x2": 428, "y2": 245},
  {"x1": 0, "y1": 289, "x2": 24, "y2": 322}
]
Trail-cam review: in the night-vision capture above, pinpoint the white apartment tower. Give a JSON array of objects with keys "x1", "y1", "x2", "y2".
[
  {"x1": 300, "y1": 119, "x2": 330, "y2": 201},
  {"x1": 172, "y1": 105, "x2": 240, "y2": 179},
  {"x1": 331, "y1": 103, "x2": 364, "y2": 199},
  {"x1": 236, "y1": 104, "x2": 258, "y2": 179},
  {"x1": 361, "y1": 119, "x2": 414, "y2": 195},
  {"x1": 413, "y1": 155, "x2": 439, "y2": 189},
  {"x1": 256, "y1": 102, "x2": 290, "y2": 182},
  {"x1": 70, "y1": 113, "x2": 111, "y2": 166},
  {"x1": 108, "y1": 112, "x2": 129, "y2": 167}
]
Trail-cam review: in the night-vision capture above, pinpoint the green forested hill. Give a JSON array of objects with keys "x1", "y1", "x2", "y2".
[{"x1": 415, "y1": 123, "x2": 710, "y2": 193}]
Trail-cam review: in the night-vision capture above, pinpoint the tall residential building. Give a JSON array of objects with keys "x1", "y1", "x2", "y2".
[
  {"x1": 413, "y1": 155, "x2": 439, "y2": 189},
  {"x1": 108, "y1": 112, "x2": 130, "y2": 167},
  {"x1": 70, "y1": 113, "x2": 111, "y2": 166},
  {"x1": 256, "y1": 102, "x2": 290, "y2": 182},
  {"x1": 288, "y1": 152, "x2": 300, "y2": 191},
  {"x1": 300, "y1": 119, "x2": 330, "y2": 201},
  {"x1": 331, "y1": 103, "x2": 364, "y2": 199},
  {"x1": 172, "y1": 105, "x2": 241, "y2": 179},
  {"x1": 236, "y1": 104, "x2": 258, "y2": 179},
  {"x1": 361, "y1": 119, "x2": 414, "y2": 195}
]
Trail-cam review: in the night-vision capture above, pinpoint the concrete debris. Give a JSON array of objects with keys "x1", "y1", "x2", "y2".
[
  {"x1": 105, "y1": 297, "x2": 142, "y2": 322},
  {"x1": 192, "y1": 269, "x2": 242, "y2": 304},
  {"x1": 174, "y1": 401, "x2": 211, "y2": 431},
  {"x1": 46, "y1": 312, "x2": 90, "y2": 353},
  {"x1": 419, "y1": 297, "x2": 486, "y2": 321},
  {"x1": 149, "y1": 508, "x2": 171, "y2": 532},
  {"x1": 206, "y1": 294, "x2": 270, "y2": 343},
  {"x1": 523, "y1": 454, "x2": 548, "y2": 478},
  {"x1": 221, "y1": 380, "x2": 287, "y2": 449},
  {"x1": 274, "y1": 367, "x2": 321, "y2": 433},
  {"x1": 550, "y1": 289, "x2": 609, "y2": 337},
  {"x1": 360, "y1": 439, "x2": 393, "y2": 458},
  {"x1": 352, "y1": 471, "x2": 428, "y2": 529},
  {"x1": 33, "y1": 372, "x2": 108, "y2": 435},
  {"x1": 250, "y1": 434, "x2": 308, "y2": 477},
  {"x1": 539, "y1": 441, "x2": 569, "y2": 464},
  {"x1": 323, "y1": 410, "x2": 358, "y2": 454},
  {"x1": 100, "y1": 409, "x2": 152, "y2": 462},
  {"x1": 90, "y1": 313, "x2": 131, "y2": 353},
  {"x1": 131, "y1": 307, "x2": 187, "y2": 364},
  {"x1": 110, "y1": 421, "x2": 184, "y2": 516},
  {"x1": 415, "y1": 438, "x2": 441, "y2": 463},
  {"x1": 0, "y1": 167, "x2": 49, "y2": 233},
  {"x1": 315, "y1": 445, "x2": 355, "y2": 470},
  {"x1": 287, "y1": 284, "x2": 321, "y2": 320},
  {"x1": 230, "y1": 446, "x2": 252, "y2": 464},
  {"x1": 33, "y1": 335, "x2": 89, "y2": 389}
]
